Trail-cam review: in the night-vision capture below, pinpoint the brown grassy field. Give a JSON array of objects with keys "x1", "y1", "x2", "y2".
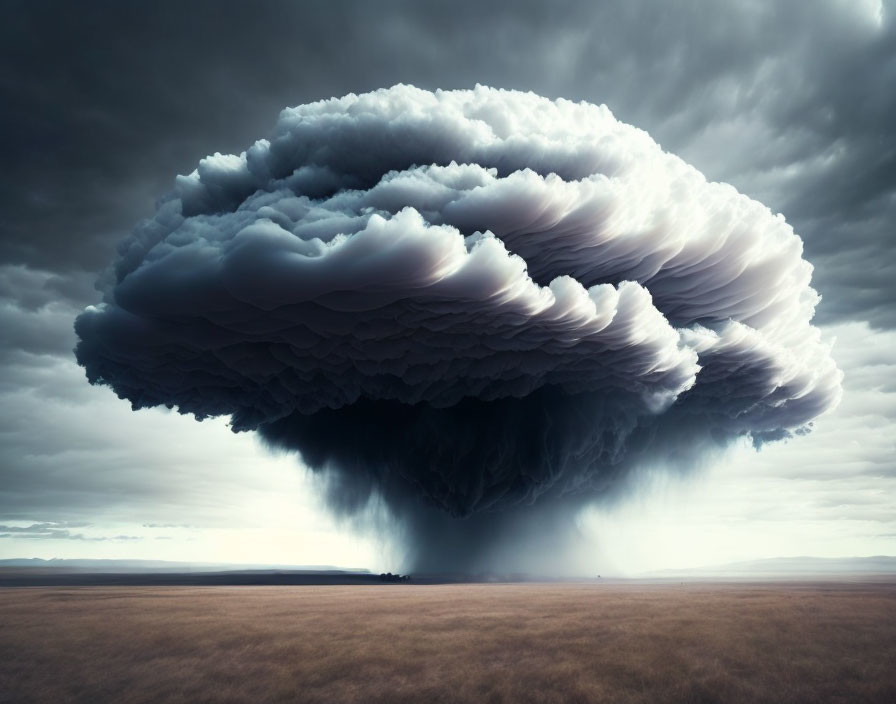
[{"x1": 2, "y1": 581, "x2": 895, "y2": 703}]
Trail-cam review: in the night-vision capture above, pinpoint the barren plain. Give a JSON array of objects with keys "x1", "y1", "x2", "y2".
[{"x1": 2, "y1": 581, "x2": 895, "y2": 703}]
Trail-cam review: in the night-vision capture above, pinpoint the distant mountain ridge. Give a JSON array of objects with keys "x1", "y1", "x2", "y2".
[
  {"x1": 643, "y1": 555, "x2": 896, "y2": 577},
  {"x1": 3, "y1": 556, "x2": 894, "y2": 580},
  {"x1": 0, "y1": 558, "x2": 371, "y2": 574}
]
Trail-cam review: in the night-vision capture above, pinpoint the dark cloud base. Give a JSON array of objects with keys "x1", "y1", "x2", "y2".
[
  {"x1": 261, "y1": 390, "x2": 746, "y2": 573},
  {"x1": 259, "y1": 387, "x2": 770, "y2": 517},
  {"x1": 258, "y1": 390, "x2": 642, "y2": 518}
]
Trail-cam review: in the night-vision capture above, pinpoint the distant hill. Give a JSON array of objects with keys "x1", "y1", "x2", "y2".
[
  {"x1": 644, "y1": 556, "x2": 896, "y2": 578},
  {"x1": 0, "y1": 558, "x2": 384, "y2": 586},
  {"x1": 3, "y1": 556, "x2": 894, "y2": 584},
  {"x1": 0, "y1": 558, "x2": 371, "y2": 574}
]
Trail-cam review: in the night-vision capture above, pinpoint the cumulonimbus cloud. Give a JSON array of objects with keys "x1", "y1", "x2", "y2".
[{"x1": 75, "y1": 85, "x2": 842, "y2": 569}]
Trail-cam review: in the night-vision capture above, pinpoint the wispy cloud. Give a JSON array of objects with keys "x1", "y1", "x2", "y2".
[{"x1": 0, "y1": 522, "x2": 140, "y2": 541}]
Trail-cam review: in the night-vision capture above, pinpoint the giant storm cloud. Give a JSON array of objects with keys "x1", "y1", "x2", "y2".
[{"x1": 75, "y1": 86, "x2": 842, "y2": 571}]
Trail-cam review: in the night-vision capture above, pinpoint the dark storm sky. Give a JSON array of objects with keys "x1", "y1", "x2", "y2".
[
  {"x1": 3, "y1": 0, "x2": 894, "y2": 326},
  {"x1": 0, "y1": 0, "x2": 893, "y2": 563}
]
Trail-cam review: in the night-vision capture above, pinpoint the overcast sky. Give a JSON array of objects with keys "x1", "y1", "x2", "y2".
[{"x1": 1, "y1": 0, "x2": 893, "y2": 573}]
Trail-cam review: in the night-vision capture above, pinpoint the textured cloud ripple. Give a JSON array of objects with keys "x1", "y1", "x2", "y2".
[{"x1": 75, "y1": 86, "x2": 842, "y2": 570}]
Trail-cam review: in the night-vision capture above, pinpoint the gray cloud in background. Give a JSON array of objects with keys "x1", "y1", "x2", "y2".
[
  {"x1": 2, "y1": 0, "x2": 893, "y2": 327},
  {"x1": 0, "y1": 522, "x2": 138, "y2": 541}
]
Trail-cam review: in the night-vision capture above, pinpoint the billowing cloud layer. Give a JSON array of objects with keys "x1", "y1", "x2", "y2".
[{"x1": 75, "y1": 86, "x2": 842, "y2": 567}]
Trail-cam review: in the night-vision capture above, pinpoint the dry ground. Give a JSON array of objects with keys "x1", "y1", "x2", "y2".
[{"x1": 2, "y1": 581, "x2": 895, "y2": 703}]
